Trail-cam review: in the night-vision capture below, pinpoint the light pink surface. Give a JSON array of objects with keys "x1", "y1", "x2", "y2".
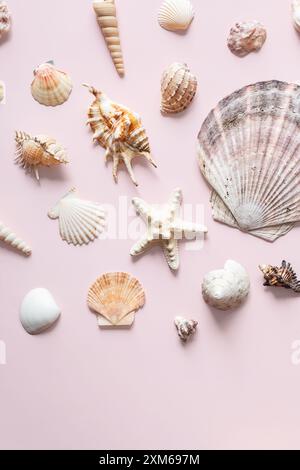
[{"x1": 1, "y1": 0, "x2": 300, "y2": 450}]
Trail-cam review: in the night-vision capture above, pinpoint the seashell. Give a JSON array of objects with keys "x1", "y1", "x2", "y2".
[
  {"x1": 31, "y1": 61, "x2": 73, "y2": 107},
  {"x1": 292, "y1": 1, "x2": 300, "y2": 32},
  {"x1": 48, "y1": 188, "x2": 106, "y2": 246},
  {"x1": 15, "y1": 131, "x2": 68, "y2": 181},
  {"x1": 227, "y1": 21, "x2": 267, "y2": 57},
  {"x1": 20, "y1": 288, "x2": 61, "y2": 335},
  {"x1": 259, "y1": 260, "x2": 300, "y2": 293},
  {"x1": 174, "y1": 316, "x2": 198, "y2": 342},
  {"x1": 0, "y1": 81, "x2": 5, "y2": 103},
  {"x1": 158, "y1": 0, "x2": 194, "y2": 32},
  {"x1": 87, "y1": 272, "x2": 145, "y2": 327},
  {"x1": 93, "y1": 0, "x2": 124, "y2": 76},
  {"x1": 202, "y1": 260, "x2": 250, "y2": 311},
  {"x1": 0, "y1": 220, "x2": 31, "y2": 256},
  {"x1": 161, "y1": 62, "x2": 197, "y2": 115},
  {"x1": 0, "y1": 1, "x2": 10, "y2": 38},
  {"x1": 197, "y1": 80, "x2": 300, "y2": 242},
  {"x1": 84, "y1": 84, "x2": 157, "y2": 186}
]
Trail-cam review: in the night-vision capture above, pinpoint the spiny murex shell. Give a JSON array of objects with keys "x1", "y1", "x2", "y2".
[
  {"x1": 93, "y1": 0, "x2": 124, "y2": 77},
  {"x1": 0, "y1": 1, "x2": 10, "y2": 38},
  {"x1": 20, "y1": 288, "x2": 61, "y2": 335},
  {"x1": 84, "y1": 84, "x2": 157, "y2": 186},
  {"x1": 48, "y1": 188, "x2": 106, "y2": 246},
  {"x1": 31, "y1": 61, "x2": 73, "y2": 107},
  {"x1": 227, "y1": 21, "x2": 267, "y2": 57},
  {"x1": 161, "y1": 63, "x2": 197, "y2": 114},
  {"x1": 198, "y1": 80, "x2": 300, "y2": 242},
  {"x1": 158, "y1": 0, "x2": 194, "y2": 32},
  {"x1": 202, "y1": 260, "x2": 250, "y2": 311},
  {"x1": 292, "y1": 1, "x2": 300, "y2": 32},
  {"x1": 174, "y1": 316, "x2": 198, "y2": 342},
  {"x1": 15, "y1": 131, "x2": 68, "y2": 180},
  {"x1": 87, "y1": 272, "x2": 145, "y2": 327},
  {"x1": 0, "y1": 220, "x2": 31, "y2": 256},
  {"x1": 259, "y1": 260, "x2": 300, "y2": 293}
]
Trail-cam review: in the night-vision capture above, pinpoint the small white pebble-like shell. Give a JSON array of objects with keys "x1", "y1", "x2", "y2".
[
  {"x1": 20, "y1": 288, "x2": 61, "y2": 335},
  {"x1": 158, "y1": 0, "x2": 194, "y2": 32},
  {"x1": 0, "y1": 1, "x2": 10, "y2": 38},
  {"x1": 161, "y1": 62, "x2": 197, "y2": 114},
  {"x1": 227, "y1": 21, "x2": 267, "y2": 57},
  {"x1": 202, "y1": 260, "x2": 250, "y2": 311}
]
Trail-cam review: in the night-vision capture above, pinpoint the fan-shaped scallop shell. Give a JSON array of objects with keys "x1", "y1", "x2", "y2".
[
  {"x1": 87, "y1": 272, "x2": 145, "y2": 327},
  {"x1": 0, "y1": 1, "x2": 10, "y2": 38},
  {"x1": 48, "y1": 188, "x2": 106, "y2": 246},
  {"x1": 197, "y1": 80, "x2": 300, "y2": 242},
  {"x1": 161, "y1": 63, "x2": 197, "y2": 114},
  {"x1": 158, "y1": 0, "x2": 194, "y2": 32},
  {"x1": 15, "y1": 131, "x2": 68, "y2": 180},
  {"x1": 31, "y1": 61, "x2": 73, "y2": 107}
]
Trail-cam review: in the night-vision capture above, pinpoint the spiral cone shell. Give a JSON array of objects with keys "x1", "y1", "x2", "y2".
[{"x1": 0, "y1": 221, "x2": 31, "y2": 256}]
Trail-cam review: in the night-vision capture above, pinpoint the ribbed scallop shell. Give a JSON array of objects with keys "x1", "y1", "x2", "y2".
[
  {"x1": 15, "y1": 131, "x2": 68, "y2": 180},
  {"x1": 0, "y1": 1, "x2": 10, "y2": 38},
  {"x1": 292, "y1": 0, "x2": 300, "y2": 32},
  {"x1": 158, "y1": 0, "x2": 194, "y2": 32},
  {"x1": 202, "y1": 260, "x2": 250, "y2": 311},
  {"x1": 198, "y1": 80, "x2": 300, "y2": 242},
  {"x1": 48, "y1": 188, "x2": 106, "y2": 246},
  {"x1": 87, "y1": 272, "x2": 145, "y2": 327},
  {"x1": 161, "y1": 63, "x2": 197, "y2": 114},
  {"x1": 31, "y1": 61, "x2": 73, "y2": 107}
]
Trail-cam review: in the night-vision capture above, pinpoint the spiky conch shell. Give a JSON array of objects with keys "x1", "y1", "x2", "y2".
[
  {"x1": 31, "y1": 62, "x2": 73, "y2": 107},
  {"x1": 84, "y1": 85, "x2": 156, "y2": 186},
  {"x1": 197, "y1": 80, "x2": 300, "y2": 242},
  {"x1": 93, "y1": 0, "x2": 124, "y2": 77},
  {"x1": 158, "y1": 0, "x2": 194, "y2": 32},
  {"x1": 87, "y1": 272, "x2": 145, "y2": 327},
  {"x1": 0, "y1": 221, "x2": 31, "y2": 256},
  {"x1": 0, "y1": 1, "x2": 10, "y2": 38},
  {"x1": 292, "y1": 0, "x2": 300, "y2": 32},
  {"x1": 202, "y1": 260, "x2": 250, "y2": 311},
  {"x1": 161, "y1": 62, "x2": 197, "y2": 114},
  {"x1": 259, "y1": 260, "x2": 300, "y2": 292},
  {"x1": 48, "y1": 188, "x2": 106, "y2": 246},
  {"x1": 15, "y1": 131, "x2": 68, "y2": 180}
]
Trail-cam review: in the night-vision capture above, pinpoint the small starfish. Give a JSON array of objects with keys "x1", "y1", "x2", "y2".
[{"x1": 130, "y1": 188, "x2": 207, "y2": 270}]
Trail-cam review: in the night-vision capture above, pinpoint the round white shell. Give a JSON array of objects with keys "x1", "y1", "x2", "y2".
[
  {"x1": 202, "y1": 260, "x2": 250, "y2": 311},
  {"x1": 292, "y1": 0, "x2": 300, "y2": 32},
  {"x1": 158, "y1": 0, "x2": 194, "y2": 32},
  {"x1": 20, "y1": 288, "x2": 61, "y2": 335}
]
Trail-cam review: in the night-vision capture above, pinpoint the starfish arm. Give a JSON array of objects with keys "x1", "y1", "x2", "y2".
[
  {"x1": 130, "y1": 235, "x2": 153, "y2": 256},
  {"x1": 132, "y1": 197, "x2": 152, "y2": 220},
  {"x1": 163, "y1": 238, "x2": 179, "y2": 271},
  {"x1": 167, "y1": 188, "x2": 182, "y2": 217},
  {"x1": 172, "y1": 219, "x2": 208, "y2": 237}
]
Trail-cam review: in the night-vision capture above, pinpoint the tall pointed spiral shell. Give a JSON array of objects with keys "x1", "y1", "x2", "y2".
[
  {"x1": 0, "y1": 1, "x2": 10, "y2": 38},
  {"x1": 87, "y1": 272, "x2": 145, "y2": 327},
  {"x1": 15, "y1": 131, "x2": 68, "y2": 180},
  {"x1": 161, "y1": 62, "x2": 197, "y2": 114},
  {"x1": 31, "y1": 62, "x2": 73, "y2": 107},
  {"x1": 198, "y1": 80, "x2": 300, "y2": 242},
  {"x1": 0, "y1": 221, "x2": 31, "y2": 256},
  {"x1": 158, "y1": 0, "x2": 194, "y2": 32},
  {"x1": 93, "y1": 0, "x2": 124, "y2": 76}
]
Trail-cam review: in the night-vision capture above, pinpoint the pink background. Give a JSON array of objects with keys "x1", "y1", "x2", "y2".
[{"x1": 1, "y1": 0, "x2": 300, "y2": 450}]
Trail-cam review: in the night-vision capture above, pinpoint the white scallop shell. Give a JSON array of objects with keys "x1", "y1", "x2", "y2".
[
  {"x1": 48, "y1": 188, "x2": 106, "y2": 246},
  {"x1": 161, "y1": 63, "x2": 197, "y2": 114},
  {"x1": 20, "y1": 288, "x2": 61, "y2": 335},
  {"x1": 158, "y1": 0, "x2": 194, "y2": 32},
  {"x1": 202, "y1": 260, "x2": 250, "y2": 311},
  {"x1": 292, "y1": 0, "x2": 300, "y2": 32},
  {"x1": 31, "y1": 61, "x2": 73, "y2": 107}
]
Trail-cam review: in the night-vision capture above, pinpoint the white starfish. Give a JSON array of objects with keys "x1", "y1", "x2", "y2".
[{"x1": 130, "y1": 188, "x2": 207, "y2": 270}]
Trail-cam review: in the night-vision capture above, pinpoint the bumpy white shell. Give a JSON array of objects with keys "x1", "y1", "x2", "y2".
[
  {"x1": 198, "y1": 80, "x2": 300, "y2": 242},
  {"x1": 0, "y1": 81, "x2": 5, "y2": 103},
  {"x1": 31, "y1": 61, "x2": 73, "y2": 107},
  {"x1": 227, "y1": 21, "x2": 267, "y2": 57},
  {"x1": 161, "y1": 63, "x2": 197, "y2": 114},
  {"x1": 48, "y1": 188, "x2": 106, "y2": 246},
  {"x1": 20, "y1": 288, "x2": 61, "y2": 335},
  {"x1": 292, "y1": 1, "x2": 300, "y2": 32},
  {"x1": 174, "y1": 316, "x2": 198, "y2": 342},
  {"x1": 0, "y1": 1, "x2": 10, "y2": 38},
  {"x1": 158, "y1": 0, "x2": 194, "y2": 32},
  {"x1": 202, "y1": 260, "x2": 250, "y2": 311}
]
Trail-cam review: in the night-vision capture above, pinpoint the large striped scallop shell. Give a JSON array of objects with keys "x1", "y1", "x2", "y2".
[
  {"x1": 161, "y1": 63, "x2": 197, "y2": 114},
  {"x1": 0, "y1": 1, "x2": 10, "y2": 38},
  {"x1": 158, "y1": 0, "x2": 194, "y2": 32},
  {"x1": 15, "y1": 131, "x2": 68, "y2": 180},
  {"x1": 87, "y1": 272, "x2": 145, "y2": 327},
  {"x1": 48, "y1": 188, "x2": 106, "y2": 246},
  {"x1": 31, "y1": 61, "x2": 73, "y2": 107},
  {"x1": 198, "y1": 81, "x2": 300, "y2": 242}
]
